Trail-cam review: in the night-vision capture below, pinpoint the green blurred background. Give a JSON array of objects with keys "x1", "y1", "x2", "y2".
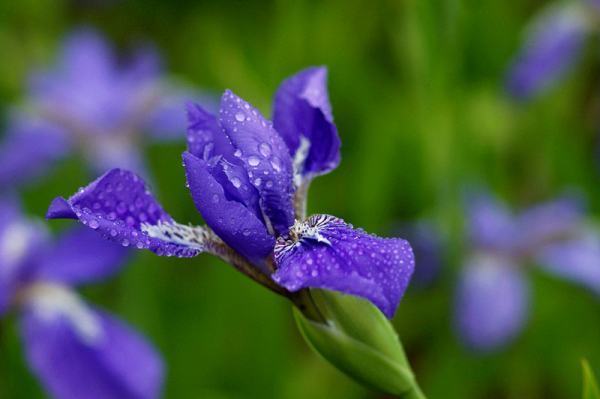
[{"x1": 1, "y1": 0, "x2": 599, "y2": 398}]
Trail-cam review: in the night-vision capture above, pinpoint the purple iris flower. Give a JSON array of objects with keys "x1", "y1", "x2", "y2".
[
  {"x1": 0, "y1": 27, "x2": 208, "y2": 189},
  {"x1": 47, "y1": 67, "x2": 415, "y2": 319},
  {"x1": 397, "y1": 221, "x2": 444, "y2": 289},
  {"x1": 505, "y1": 1, "x2": 594, "y2": 100},
  {"x1": 0, "y1": 197, "x2": 163, "y2": 399},
  {"x1": 455, "y1": 191, "x2": 600, "y2": 352}
]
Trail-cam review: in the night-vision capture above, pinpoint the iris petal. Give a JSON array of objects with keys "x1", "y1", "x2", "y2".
[{"x1": 273, "y1": 215, "x2": 414, "y2": 318}]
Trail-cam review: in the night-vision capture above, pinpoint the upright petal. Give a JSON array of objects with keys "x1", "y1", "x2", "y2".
[
  {"x1": 219, "y1": 90, "x2": 295, "y2": 235},
  {"x1": 535, "y1": 228, "x2": 600, "y2": 296},
  {"x1": 185, "y1": 102, "x2": 235, "y2": 161},
  {"x1": 183, "y1": 152, "x2": 274, "y2": 265},
  {"x1": 20, "y1": 284, "x2": 163, "y2": 399},
  {"x1": 273, "y1": 67, "x2": 341, "y2": 179},
  {"x1": 273, "y1": 215, "x2": 414, "y2": 318},
  {"x1": 0, "y1": 117, "x2": 71, "y2": 189},
  {"x1": 505, "y1": 3, "x2": 589, "y2": 100},
  {"x1": 35, "y1": 226, "x2": 131, "y2": 286},
  {"x1": 454, "y1": 255, "x2": 530, "y2": 351},
  {"x1": 46, "y1": 169, "x2": 207, "y2": 257}
]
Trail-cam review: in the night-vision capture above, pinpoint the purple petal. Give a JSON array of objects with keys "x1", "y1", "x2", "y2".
[
  {"x1": 0, "y1": 117, "x2": 71, "y2": 189},
  {"x1": 183, "y1": 152, "x2": 274, "y2": 265},
  {"x1": 29, "y1": 29, "x2": 130, "y2": 132},
  {"x1": 273, "y1": 215, "x2": 414, "y2": 318},
  {"x1": 35, "y1": 226, "x2": 131, "y2": 286},
  {"x1": 505, "y1": 3, "x2": 589, "y2": 100},
  {"x1": 466, "y1": 192, "x2": 518, "y2": 253},
  {"x1": 185, "y1": 102, "x2": 235, "y2": 161},
  {"x1": 536, "y1": 229, "x2": 600, "y2": 296},
  {"x1": 219, "y1": 90, "x2": 295, "y2": 235},
  {"x1": 516, "y1": 196, "x2": 584, "y2": 252},
  {"x1": 0, "y1": 197, "x2": 50, "y2": 315},
  {"x1": 20, "y1": 289, "x2": 163, "y2": 399},
  {"x1": 273, "y1": 67, "x2": 341, "y2": 178},
  {"x1": 46, "y1": 169, "x2": 203, "y2": 257},
  {"x1": 455, "y1": 255, "x2": 530, "y2": 351}
]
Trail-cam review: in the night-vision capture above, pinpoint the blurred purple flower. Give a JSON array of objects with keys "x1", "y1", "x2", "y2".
[
  {"x1": 398, "y1": 221, "x2": 444, "y2": 289},
  {"x1": 0, "y1": 27, "x2": 212, "y2": 189},
  {"x1": 47, "y1": 67, "x2": 415, "y2": 319},
  {"x1": 0, "y1": 197, "x2": 163, "y2": 399},
  {"x1": 505, "y1": 2, "x2": 592, "y2": 100},
  {"x1": 456, "y1": 191, "x2": 600, "y2": 352}
]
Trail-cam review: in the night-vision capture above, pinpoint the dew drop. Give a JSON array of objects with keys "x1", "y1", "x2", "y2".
[
  {"x1": 212, "y1": 194, "x2": 220, "y2": 204},
  {"x1": 234, "y1": 149, "x2": 242, "y2": 158},
  {"x1": 242, "y1": 229, "x2": 251, "y2": 236},
  {"x1": 230, "y1": 177, "x2": 242, "y2": 188},
  {"x1": 254, "y1": 178, "x2": 262, "y2": 186},
  {"x1": 235, "y1": 112, "x2": 246, "y2": 122},
  {"x1": 270, "y1": 157, "x2": 282, "y2": 172},
  {"x1": 265, "y1": 180, "x2": 273, "y2": 189},
  {"x1": 258, "y1": 143, "x2": 272, "y2": 157},
  {"x1": 89, "y1": 219, "x2": 100, "y2": 229},
  {"x1": 121, "y1": 239, "x2": 130, "y2": 247},
  {"x1": 247, "y1": 156, "x2": 261, "y2": 167}
]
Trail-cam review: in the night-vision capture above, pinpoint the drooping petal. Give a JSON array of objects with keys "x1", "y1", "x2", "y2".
[
  {"x1": 505, "y1": 2, "x2": 589, "y2": 100},
  {"x1": 454, "y1": 255, "x2": 530, "y2": 351},
  {"x1": 516, "y1": 195, "x2": 584, "y2": 252},
  {"x1": 0, "y1": 117, "x2": 71, "y2": 189},
  {"x1": 219, "y1": 90, "x2": 295, "y2": 235},
  {"x1": 183, "y1": 152, "x2": 274, "y2": 265},
  {"x1": 20, "y1": 285, "x2": 163, "y2": 399},
  {"x1": 272, "y1": 66, "x2": 341, "y2": 179},
  {"x1": 535, "y1": 228, "x2": 600, "y2": 296},
  {"x1": 46, "y1": 169, "x2": 206, "y2": 257},
  {"x1": 273, "y1": 215, "x2": 414, "y2": 318},
  {"x1": 35, "y1": 226, "x2": 131, "y2": 286},
  {"x1": 466, "y1": 191, "x2": 518, "y2": 253}
]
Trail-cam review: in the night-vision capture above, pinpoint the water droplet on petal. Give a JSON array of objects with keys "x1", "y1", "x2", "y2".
[
  {"x1": 212, "y1": 194, "x2": 220, "y2": 204},
  {"x1": 234, "y1": 149, "x2": 242, "y2": 158},
  {"x1": 247, "y1": 156, "x2": 260, "y2": 167},
  {"x1": 230, "y1": 177, "x2": 242, "y2": 188},
  {"x1": 254, "y1": 178, "x2": 262, "y2": 186},
  {"x1": 89, "y1": 219, "x2": 100, "y2": 229},
  {"x1": 259, "y1": 143, "x2": 272, "y2": 157},
  {"x1": 235, "y1": 112, "x2": 246, "y2": 122}
]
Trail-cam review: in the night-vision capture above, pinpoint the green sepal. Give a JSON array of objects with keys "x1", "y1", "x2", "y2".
[
  {"x1": 582, "y1": 359, "x2": 600, "y2": 399},
  {"x1": 293, "y1": 290, "x2": 419, "y2": 396}
]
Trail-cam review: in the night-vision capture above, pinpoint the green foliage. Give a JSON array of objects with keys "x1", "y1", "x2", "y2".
[
  {"x1": 583, "y1": 360, "x2": 600, "y2": 399},
  {"x1": 294, "y1": 291, "x2": 423, "y2": 397}
]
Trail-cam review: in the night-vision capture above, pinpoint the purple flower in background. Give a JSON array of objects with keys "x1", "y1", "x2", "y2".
[
  {"x1": 505, "y1": 1, "x2": 594, "y2": 100},
  {"x1": 455, "y1": 191, "x2": 600, "y2": 352},
  {"x1": 0, "y1": 197, "x2": 163, "y2": 399},
  {"x1": 0, "y1": 27, "x2": 210, "y2": 189},
  {"x1": 47, "y1": 67, "x2": 415, "y2": 319},
  {"x1": 397, "y1": 221, "x2": 444, "y2": 289}
]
